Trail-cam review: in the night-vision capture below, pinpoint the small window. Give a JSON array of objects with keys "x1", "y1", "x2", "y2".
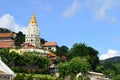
[
  {"x1": 49, "y1": 47, "x2": 51, "y2": 50},
  {"x1": 31, "y1": 39, "x2": 33, "y2": 42}
]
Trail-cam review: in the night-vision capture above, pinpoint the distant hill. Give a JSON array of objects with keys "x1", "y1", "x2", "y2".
[
  {"x1": 0, "y1": 28, "x2": 11, "y2": 33},
  {"x1": 100, "y1": 56, "x2": 120, "y2": 64}
]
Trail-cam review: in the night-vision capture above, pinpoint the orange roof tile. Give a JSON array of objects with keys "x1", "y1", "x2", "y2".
[
  {"x1": 0, "y1": 33, "x2": 13, "y2": 38},
  {"x1": 47, "y1": 53, "x2": 56, "y2": 57},
  {"x1": 44, "y1": 42, "x2": 57, "y2": 46},
  {"x1": 61, "y1": 56, "x2": 67, "y2": 59},
  {"x1": 0, "y1": 40, "x2": 14, "y2": 48}
]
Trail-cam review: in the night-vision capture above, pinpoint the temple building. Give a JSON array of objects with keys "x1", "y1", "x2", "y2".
[
  {"x1": 21, "y1": 13, "x2": 57, "y2": 53},
  {"x1": 25, "y1": 13, "x2": 41, "y2": 48}
]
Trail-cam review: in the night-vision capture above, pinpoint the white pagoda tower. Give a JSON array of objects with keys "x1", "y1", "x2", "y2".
[{"x1": 25, "y1": 13, "x2": 41, "y2": 48}]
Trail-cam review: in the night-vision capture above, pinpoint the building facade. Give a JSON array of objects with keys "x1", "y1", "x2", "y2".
[
  {"x1": 43, "y1": 42, "x2": 57, "y2": 52},
  {"x1": 25, "y1": 13, "x2": 41, "y2": 48},
  {"x1": 0, "y1": 33, "x2": 16, "y2": 49}
]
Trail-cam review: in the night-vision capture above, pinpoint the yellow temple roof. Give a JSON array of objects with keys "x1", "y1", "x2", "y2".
[{"x1": 29, "y1": 13, "x2": 37, "y2": 25}]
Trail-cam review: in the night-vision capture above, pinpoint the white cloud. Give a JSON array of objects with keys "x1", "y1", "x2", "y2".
[
  {"x1": 99, "y1": 49, "x2": 120, "y2": 60},
  {"x1": 81, "y1": 0, "x2": 120, "y2": 23},
  {"x1": 0, "y1": 14, "x2": 26, "y2": 33},
  {"x1": 62, "y1": 0, "x2": 119, "y2": 21},
  {"x1": 63, "y1": 0, "x2": 81, "y2": 18},
  {"x1": 94, "y1": 0, "x2": 117, "y2": 23},
  {"x1": 86, "y1": 0, "x2": 120, "y2": 23}
]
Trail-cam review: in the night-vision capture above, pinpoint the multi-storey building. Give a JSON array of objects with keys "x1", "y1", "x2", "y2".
[
  {"x1": 25, "y1": 13, "x2": 41, "y2": 48},
  {"x1": 0, "y1": 33, "x2": 16, "y2": 49}
]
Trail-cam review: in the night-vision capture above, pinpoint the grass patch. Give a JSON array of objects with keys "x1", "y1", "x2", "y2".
[{"x1": 14, "y1": 73, "x2": 57, "y2": 80}]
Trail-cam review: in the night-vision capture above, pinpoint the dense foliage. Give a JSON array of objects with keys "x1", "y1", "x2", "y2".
[
  {"x1": 55, "y1": 45, "x2": 69, "y2": 56},
  {"x1": 0, "y1": 48, "x2": 52, "y2": 74},
  {"x1": 14, "y1": 73, "x2": 56, "y2": 80},
  {"x1": 113, "y1": 75, "x2": 120, "y2": 80},
  {"x1": 96, "y1": 57, "x2": 120, "y2": 79},
  {"x1": 68, "y1": 43, "x2": 89, "y2": 59},
  {"x1": 15, "y1": 31, "x2": 25, "y2": 46},
  {"x1": 41, "y1": 38, "x2": 47, "y2": 44},
  {"x1": 0, "y1": 28, "x2": 11, "y2": 33},
  {"x1": 68, "y1": 43, "x2": 99, "y2": 71},
  {"x1": 87, "y1": 47, "x2": 100, "y2": 71},
  {"x1": 58, "y1": 57, "x2": 91, "y2": 79}
]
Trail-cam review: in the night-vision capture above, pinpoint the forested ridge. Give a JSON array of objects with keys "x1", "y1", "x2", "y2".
[
  {"x1": 99, "y1": 56, "x2": 120, "y2": 79},
  {"x1": 100, "y1": 56, "x2": 120, "y2": 64}
]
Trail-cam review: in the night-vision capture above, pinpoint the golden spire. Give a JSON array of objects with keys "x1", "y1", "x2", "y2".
[{"x1": 29, "y1": 13, "x2": 37, "y2": 25}]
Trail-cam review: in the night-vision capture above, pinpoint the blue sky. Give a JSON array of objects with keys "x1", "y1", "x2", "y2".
[{"x1": 0, "y1": 0, "x2": 120, "y2": 60}]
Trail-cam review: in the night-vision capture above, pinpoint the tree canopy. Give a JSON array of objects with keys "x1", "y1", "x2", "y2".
[
  {"x1": 68, "y1": 43, "x2": 89, "y2": 59},
  {"x1": 58, "y1": 57, "x2": 91, "y2": 79},
  {"x1": 0, "y1": 48, "x2": 52, "y2": 74},
  {"x1": 55, "y1": 45, "x2": 69, "y2": 56},
  {"x1": 41, "y1": 38, "x2": 47, "y2": 44},
  {"x1": 68, "y1": 43, "x2": 99, "y2": 71},
  {"x1": 15, "y1": 31, "x2": 25, "y2": 46},
  {"x1": 113, "y1": 75, "x2": 120, "y2": 80}
]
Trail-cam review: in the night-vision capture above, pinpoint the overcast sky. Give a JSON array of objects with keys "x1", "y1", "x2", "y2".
[{"x1": 0, "y1": 0, "x2": 120, "y2": 60}]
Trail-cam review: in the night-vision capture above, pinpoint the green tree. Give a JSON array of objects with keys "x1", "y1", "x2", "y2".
[
  {"x1": 15, "y1": 31, "x2": 25, "y2": 46},
  {"x1": 14, "y1": 73, "x2": 26, "y2": 80},
  {"x1": 68, "y1": 43, "x2": 89, "y2": 60},
  {"x1": 104, "y1": 69, "x2": 115, "y2": 79},
  {"x1": 58, "y1": 57, "x2": 91, "y2": 80},
  {"x1": 56, "y1": 45, "x2": 69, "y2": 57},
  {"x1": 40, "y1": 38, "x2": 47, "y2": 44},
  {"x1": 87, "y1": 47, "x2": 100, "y2": 71},
  {"x1": 0, "y1": 49, "x2": 52, "y2": 74},
  {"x1": 68, "y1": 43, "x2": 99, "y2": 71},
  {"x1": 70, "y1": 57, "x2": 91, "y2": 79},
  {"x1": 96, "y1": 65, "x2": 105, "y2": 73},
  {"x1": 70, "y1": 57, "x2": 88, "y2": 74},
  {"x1": 114, "y1": 63, "x2": 120, "y2": 74},
  {"x1": 103, "y1": 62, "x2": 118, "y2": 74},
  {"x1": 60, "y1": 46, "x2": 69, "y2": 54},
  {"x1": 58, "y1": 62, "x2": 71, "y2": 79},
  {"x1": 113, "y1": 75, "x2": 120, "y2": 80}
]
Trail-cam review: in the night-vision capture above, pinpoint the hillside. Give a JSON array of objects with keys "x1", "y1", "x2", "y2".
[
  {"x1": 100, "y1": 56, "x2": 120, "y2": 64},
  {"x1": 100, "y1": 56, "x2": 120, "y2": 75}
]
